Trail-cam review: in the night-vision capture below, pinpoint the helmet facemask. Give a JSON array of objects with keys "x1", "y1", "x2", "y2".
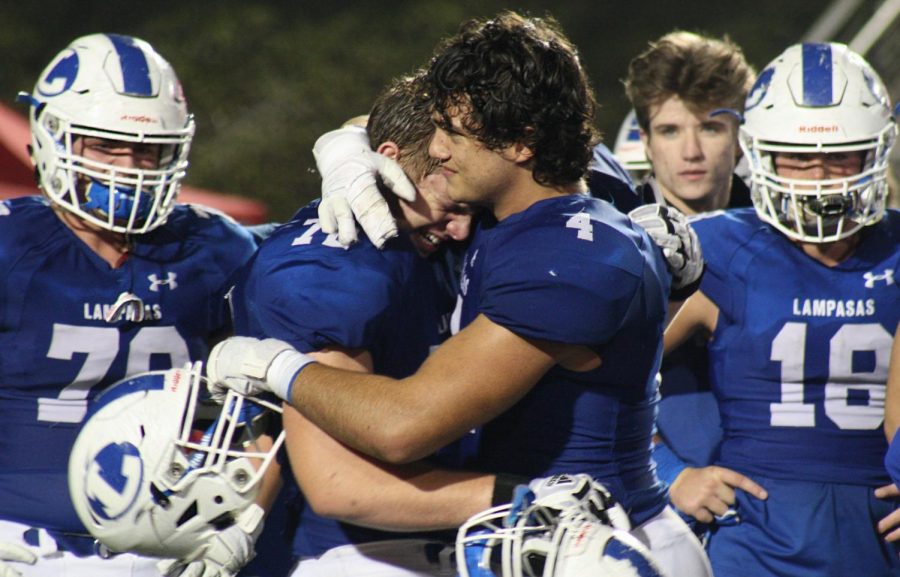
[{"x1": 741, "y1": 126, "x2": 895, "y2": 243}]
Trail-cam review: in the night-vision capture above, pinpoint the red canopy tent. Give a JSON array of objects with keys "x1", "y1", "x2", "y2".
[{"x1": 0, "y1": 102, "x2": 268, "y2": 224}]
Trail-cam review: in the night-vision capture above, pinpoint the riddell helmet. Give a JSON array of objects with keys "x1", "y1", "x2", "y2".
[
  {"x1": 612, "y1": 110, "x2": 651, "y2": 179},
  {"x1": 739, "y1": 42, "x2": 896, "y2": 243},
  {"x1": 457, "y1": 499, "x2": 662, "y2": 577},
  {"x1": 22, "y1": 33, "x2": 195, "y2": 234},
  {"x1": 68, "y1": 363, "x2": 284, "y2": 559}
]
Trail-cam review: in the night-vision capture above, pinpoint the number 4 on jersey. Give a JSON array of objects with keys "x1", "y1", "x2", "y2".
[{"x1": 566, "y1": 212, "x2": 594, "y2": 241}]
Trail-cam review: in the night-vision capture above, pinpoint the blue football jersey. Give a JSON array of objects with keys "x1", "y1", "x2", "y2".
[
  {"x1": 694, "y1": 208, "x2": 900, "y2": 485},
  {"x1": 457, "y1": 194, "x2": 670, "y2": 526},
  {"x1": 0, "y1": 196, "x2": 256, "y2": 533},
  {"x1": 233, "y1": 201, "x2": 458, "y2": 556}
]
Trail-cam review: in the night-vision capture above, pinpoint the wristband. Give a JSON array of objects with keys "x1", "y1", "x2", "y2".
[
  {"x1": 491, "y1": 473, "x2": 530, "y2": 506},
  {"x1": 267, "y1": 350, "x2": 315, "y2": 402},
  {"x1": 669, "y1": 263, "x2": 705, "y2": 302}
]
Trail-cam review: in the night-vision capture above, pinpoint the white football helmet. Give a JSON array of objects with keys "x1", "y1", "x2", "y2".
[
  {"x1": 739, "y1": 42, "x2": 896, "y2": 243},
  {"x1": 457, "y1": 495, "x2": 662, "y2": 577},
  {"x1": 68, "y1": 362, "x2": 284, "y2": 559},
  {"x1": 613, "y1": 110, "x2": 651, "y2": 180},
  {"x1": 21, "y1": 33, "x2": 194, "y2": 234}
]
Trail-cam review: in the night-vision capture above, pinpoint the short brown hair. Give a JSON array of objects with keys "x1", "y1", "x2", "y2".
[
  {"x1": 367, "y1": 72, "x2": 437, "y2": 183},
  {"x1": 624, "y1": 31, "x2": 755, "y2": 132}
]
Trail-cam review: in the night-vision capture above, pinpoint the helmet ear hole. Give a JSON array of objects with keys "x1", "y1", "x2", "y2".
[
  {"x1": 176, "y1": 501, "x2": 199, "y2": 527},
  {"x1": 209, "y1": 511, "x2": 236, "y2": 531}
]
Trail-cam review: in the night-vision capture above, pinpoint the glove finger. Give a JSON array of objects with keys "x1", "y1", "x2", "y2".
[
  {"x1": 372, "y1": 154, "x2": 418, "y2": 202},
  {"x1": 665, "y1": 252, "x2": 686, "y2": 271},
  {"x1": 0, "y1": 562, "x2": 23, "y2": 577},
  {"x1": 324, "y1": 197, "x2": 359, "y2": 247},
  {"x1": 0, "y1": 543, "x2": 36, "y2": 564},
  {"x1": 157, "y1": 558, "x2": 185, "y2": 577},
  {"x1": 626, "y1": 204, "x2": 662, "y2": 221},
  {"x1": 316, "y1": 197, "x2": 340, "y2": 235},
  {"x1": 180, "y1": 561, "x2": 207, "y2": 577},
  {"x1": 650, "y1": 233, "x2": 681, "y2": 252}
]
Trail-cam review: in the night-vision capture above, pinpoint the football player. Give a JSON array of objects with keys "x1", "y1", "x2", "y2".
[
  {"x1": 0, "y1": 34, "x2": 257, "y2": 576},
  {"x1": 665, "y1": 42, "x2": 900, "y2": 576},
  {"x1": 232, "y1": 72, "x2": 485, "y2": 577},
  {"x1": 620, "y1": 31, "x2": 769, "y2": 532},
  {"x1": 208, "y1": 12, "x2": 711, "y2": 576}
]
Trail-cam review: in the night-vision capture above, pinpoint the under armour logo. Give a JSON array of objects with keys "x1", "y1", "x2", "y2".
[
  {"x1": 863, "y1": 269, "x2": 895, "y2": 288},
  {"x1": 148, "y1": 272, "x2": 178, "y2": 292}
]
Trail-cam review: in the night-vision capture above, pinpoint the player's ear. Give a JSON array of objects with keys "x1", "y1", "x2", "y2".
[
  {"x1": 511, "y1": 142, "x2": 534, "y2": 164},
  {"x1": 376, "y1": 141, "x2": 401, "y2": 161}
]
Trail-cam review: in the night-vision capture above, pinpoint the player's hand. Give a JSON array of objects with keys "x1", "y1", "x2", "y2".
[
  {"x1": 206, "y1": 337, "x2": 314, "y2": 403},
  {"x1": 527, "y1": 473, "x2": 631, "y2": 530},
  {"x1": 875, "y1": 483, "x2": 900, "y2": 542},
  {"x1": 314, "y1": 125, "x2": 417, "y2": 248},
  {"x1": 0, "y1": 542, "x2": 37, "y2": 577},
  {"x1": 157, "y1": 505, "x2": 265, "y2": 577},
  {"x1": 669, "y1": 465, "x2": 768, "y2": 524},
  {"x1": 628, "y1": 204, "x2": 704, "y2": 298}
]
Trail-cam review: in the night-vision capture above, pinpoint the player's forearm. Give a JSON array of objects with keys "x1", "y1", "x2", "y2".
[
  {"x1": 290, "y1": 363, "x2": 468, "y2": 463},
  {"x1": 311, "y1": 467, "x2": 494, "y2": 531}
]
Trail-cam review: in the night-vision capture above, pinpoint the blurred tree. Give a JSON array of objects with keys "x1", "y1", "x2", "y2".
[{"x1": 1, "y1": 0, "x2": 825, "y2": 221}]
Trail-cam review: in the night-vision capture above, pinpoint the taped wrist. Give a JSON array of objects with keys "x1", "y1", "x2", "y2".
[
  {"x1": 491, "y1": 473, "x2": 530, "y2": 507},
  {"x1": 266, "y1": 350, "x2": 315, "y2": 402}
]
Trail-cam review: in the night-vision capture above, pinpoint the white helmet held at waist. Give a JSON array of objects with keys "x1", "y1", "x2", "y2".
[
  {"x1": 68, "y1": 362, "x2": 283, "y2": 559},
  {"x1": 457, "y1": 488, "x2": 662, "y2": 577}
]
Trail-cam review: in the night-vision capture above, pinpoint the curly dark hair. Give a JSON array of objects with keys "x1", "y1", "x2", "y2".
[{"x1": 425, "y1": 11, "x2": 599, "y2": 187}]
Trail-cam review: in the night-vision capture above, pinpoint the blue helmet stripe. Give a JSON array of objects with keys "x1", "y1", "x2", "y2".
[
  {"x1": 107, "y1": 34, "x2": 153, "y2": 96},
  {"x1": 802, "y1": 43, "x2": 833, "y2": 106}
]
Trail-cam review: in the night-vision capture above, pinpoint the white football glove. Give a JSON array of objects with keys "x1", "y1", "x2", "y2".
[
  {"x1": 528, "y1": 473, "x2": 631, "y2": 530},
  {"x1": 314, "y1": 125, "x2": 417, "y2": 248},
  {"x1": 0, "y1": 542, "x2": 36, "y2": 577},
  {"x1": 206, "y1": 337, "x2": 314, "y2": 403},
  {"x1": 628, "y1": 203, "x2": 704, "y2": 296},
  {"x1": 157, "y1": 504, "x2": 265, "y2": 577}
]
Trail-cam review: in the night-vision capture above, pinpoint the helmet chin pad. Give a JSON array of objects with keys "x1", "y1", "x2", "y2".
[{"x1": 82, "y1": 179, "x2": 153, "y2": 225}]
